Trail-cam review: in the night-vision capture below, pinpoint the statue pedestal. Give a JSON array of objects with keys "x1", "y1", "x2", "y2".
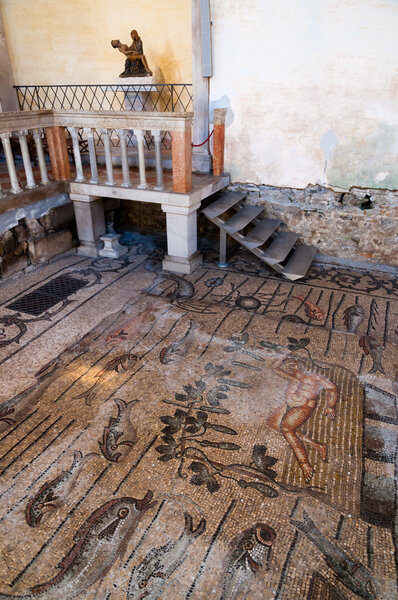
[{"x1": 116, "y1": 76, "x2": 161, "y2": 111}]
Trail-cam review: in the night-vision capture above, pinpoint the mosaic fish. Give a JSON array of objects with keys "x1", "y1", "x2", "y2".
[
  {"x1": 0, "y1": 493, "x2": 156, "y2": 600},
  {"x1": 128, "y1": 512, "x2": 206, "y2": 600},
  {"x1": 159, "y1": 320, "x2": 196, "y2": 365},
  {"x1": 342, "y1": 304, "x2": 364, "y2": 333},
  {"x1": 290, "y1": 511, "x2": 379, "y2": 600},
  {"x1": 105, "y1": 305, "x2": 157, "y2": 346},
  {"x1": 221, "y1": 523, "x2": 276, "y2": 600},
  {"x1": 99, "y1": 398, "x2": 138, "y2": 462},
  {"x1": 161, "y1": 273, "x2": 195, "y2": 301},
  {"x1": 359, "y1": 336, "x2": 385, "y2": 375},
  {"x1": 25, "y1": 450, "x2": 97, "y2": 527},
  {"x1": 292, "y1": 296, "x2": 324, "y2": 321},
  {"x1": 73, "y1": 353, "x2": 138, "y2": 405}
]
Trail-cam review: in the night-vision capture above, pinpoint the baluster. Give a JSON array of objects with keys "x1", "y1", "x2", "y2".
[
  {"x1": 134, "y1": 129, "x2": 148, "y2": 189},
  {"x1": 17, "y1": 130, "x2": 37, "y2": 189},
  {"x1": 116, "y1": 129, "x2": 130, "y2": 187},
  {"x1": 151, "y1": 130, "x2": 164, "y2": 191},
  {"x1": 67, "y1": 127, "x2": 84, "y2": 182},
  {"x1": 0, "y1": 132, "x2": 22, "y2": 194},
  {"x1": 32, "y1": 129, "x2": 49, "y2": 185},
  {"x1": 0, "y1": 181, "x2": 4, "y2": 197},
  {"x1": 83, "y1": 127, "x2": 99, "y2": 184},
  {"x1": 100, "y1": 128, "x2": 115, "y2": 186}
]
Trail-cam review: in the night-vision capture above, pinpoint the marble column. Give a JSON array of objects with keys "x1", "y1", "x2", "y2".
[
  {"x1": 70, "y1": 193, "x2": 106, "y2": 257},
  {"x1": 161, "y1": 202, "x2": 202, "y2": 274},
  {"x1": 192, "y1": 0, "x2": 211, "y2": 173}
]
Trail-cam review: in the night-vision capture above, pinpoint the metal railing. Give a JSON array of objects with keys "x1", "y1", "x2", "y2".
[
  {"x1": 14, "y1": 84, "x2": 193, "y2": 112},
  {"x1": 14, "y1": 84, "x2": 193, "y2": 152}
]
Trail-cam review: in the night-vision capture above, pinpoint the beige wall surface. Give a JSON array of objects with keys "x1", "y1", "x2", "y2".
[
  {"x1": 0, "y1": 0, "x2": 191, "y2": 85},
  {"x1": 209, "y1": 0, "x2": 398, "y2": 190}
]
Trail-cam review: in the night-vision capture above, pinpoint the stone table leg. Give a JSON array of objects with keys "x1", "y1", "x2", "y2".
[
  {"x1": 161, "y1": 202, "x2": 202, "y2": 274},
  {"x1": 70, "y1": 193, "x2": 106, "y2": 257}
]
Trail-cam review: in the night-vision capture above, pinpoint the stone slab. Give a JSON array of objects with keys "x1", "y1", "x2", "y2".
[{"x1": 28, "y1": 230, "x2": 73, "y2": 265}]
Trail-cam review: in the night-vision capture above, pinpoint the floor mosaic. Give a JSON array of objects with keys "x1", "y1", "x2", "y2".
[{"x1": 0, "y1": 239, "x2": 397, "y2": 599}]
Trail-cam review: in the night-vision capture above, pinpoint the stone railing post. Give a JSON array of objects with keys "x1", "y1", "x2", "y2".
[
  {"x1": 45, "y1": 125, "x2": 71, "y2": 181},
  {"x1": 0, "y1": 132, "x2": 22, "y2": 194},
  {"x1": 151, "y1": 129, "x2": 164, "y2": 191},
  {"x1": 116, "y1": 129, "x2": 131, "y2": 188},
  {"x1": 100, "y1": 128, "x2": 115, "y2": 186},
  {"x1": 67, "y1": 126, "x2": 85, "y2": 182},
  {"x1": 17, "y1": 130, "x2": 37, "y2": 189},
  {"x1": 212, "y1": 108, "x2": 227, "y2": 176},
  {"x1": 32, "y1": 128, "x2": 49, "y2": 185},
  {"x1": 134, "y1": 129, "x2": 148, "y2": 190},
  {"x1": 171, "y1": 128, "x2": 192, "y2": 193},
  {"x1": 83, "y1": 127, "x2": 99, "y2": 184}
]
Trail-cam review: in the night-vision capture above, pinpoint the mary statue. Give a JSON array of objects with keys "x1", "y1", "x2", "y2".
[{"x1": 111, "y1": 30, "x2": 153, "y2": 77}]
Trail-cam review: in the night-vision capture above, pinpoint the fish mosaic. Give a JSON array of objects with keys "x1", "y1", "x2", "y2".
[
  {"x1": 0, "y1": 250, "x2": 397, "y2": 599},
  {"x1": 0, "y1": 493, "x2": 156, "y2": 600},
  {"x1": 98, "y1": 398, "x2": 139, "y2": 462},
  {"x1": 159, "y1": 319, "x2": 197, "y2": 365},
  {"x1": 25, "y1": 450, "x2": 97, "y2": 526},
  {"x1": 221, "y1": 523, "x2": 276, "y2": 600},
  {"x1": 128, "y1": 512, "x2": 206, "y2": 599},
  {"x1": 291, "y1": 511, "x2": 379, "y2": 600},
  {"x1": 73, "y1": 353, "x2": 138, "y2": 405}
]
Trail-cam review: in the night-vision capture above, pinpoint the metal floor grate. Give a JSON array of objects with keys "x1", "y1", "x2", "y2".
[{"x1": 7, "y1": 274, "x2": 89, "y2": 316}]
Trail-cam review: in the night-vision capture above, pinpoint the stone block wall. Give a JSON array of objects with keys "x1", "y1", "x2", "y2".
[
  {"x1": 229, "y1": 183, "x2": 398, "y2": 267},
  {"x1": 0, "y1": 202, "x2": 75, "y2": 280}
]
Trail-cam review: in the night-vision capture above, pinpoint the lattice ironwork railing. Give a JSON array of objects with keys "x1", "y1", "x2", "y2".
[
  {"x1": 14, "y1": 84, "x2": 193, "y2": 113},
  {"x1": 14, "y1": 84, "x2": 192, "y2": 151}
]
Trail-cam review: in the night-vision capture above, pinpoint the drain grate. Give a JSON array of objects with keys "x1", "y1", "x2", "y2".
[{"x1": 7, "y1": 274, "x2": 89, "y2": 316}]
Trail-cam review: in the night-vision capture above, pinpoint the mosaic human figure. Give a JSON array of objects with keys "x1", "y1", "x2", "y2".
[{"x1": 266, "y1": 357, "x2": 339, "y2": 483}]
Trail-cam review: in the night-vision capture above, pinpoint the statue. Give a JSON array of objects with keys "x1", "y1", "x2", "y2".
[{"x1": 111, "y1": 30, "x2": 153, "y2": 78}]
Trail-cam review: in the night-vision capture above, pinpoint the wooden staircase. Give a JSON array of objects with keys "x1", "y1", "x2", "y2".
[{"x1": 202, "y1": 191, "x2": 317, "y2": 280}]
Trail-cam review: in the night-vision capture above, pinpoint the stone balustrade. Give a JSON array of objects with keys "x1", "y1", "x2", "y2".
[
  {"x1": 0, "y1": 109, "x2": 194, "y2": 196},
  {"x1": 0, "y1": 109, "x2": 229, "y2": 274}
]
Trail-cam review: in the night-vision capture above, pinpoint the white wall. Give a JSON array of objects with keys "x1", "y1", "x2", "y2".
[{"x1": 209, "y1": 0, "x2": 398, "y2": 189}]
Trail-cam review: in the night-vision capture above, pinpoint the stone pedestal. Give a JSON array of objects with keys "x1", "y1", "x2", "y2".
[
  {"x1": 70, "y1": 194, "x2": 106, "y2": 257},
  {"x1": 117, "y1": 76, "x2": 160, "y2": 112},
  {"x1": 161, "y1": 202, "x2": 202, "y2": 274},
  {"x1": 99, "y1": 234, "x2": 128, "y2": 259}
]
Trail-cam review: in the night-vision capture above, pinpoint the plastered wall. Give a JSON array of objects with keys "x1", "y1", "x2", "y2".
[
  {"x1": 0, "y1": 0, "x2": 191, "y2": 85},
  {"x1": 209, "y1": 0, "x2": 398, "y2": 190}
]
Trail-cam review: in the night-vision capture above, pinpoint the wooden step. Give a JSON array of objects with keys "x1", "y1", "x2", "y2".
[
  {"x1": 202, "y1": 191, "x2": 245, "y2": 218},
  {"x1": 223, "y1": 205, "x2": 264, "y2": 234},
  {"x1": 261, "y1": 231, "x2": 299, "y2": 265},
  {"x1": 242, "y1": 218, "x2": 281, "y2": 249},
  {"x1": 282, "y1": 245, "x2": 317, "y2": 280}
]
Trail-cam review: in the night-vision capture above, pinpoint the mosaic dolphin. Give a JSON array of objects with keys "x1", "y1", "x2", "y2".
[
  {"x1": 25, "y1": 450, "x2": 97, "y2": 527},
  {"x1": 290, "y1": 511, "x2": 379, "y2": 600},
  {"x1": 127, "y1": 512, "x2": 206, "y2": 599},
  {"x1": 98, "y1": 398, "x2": 139, "y2": 462},
  {"x1": 0, "y1": 492, "x2": 156, "y2": 600}
]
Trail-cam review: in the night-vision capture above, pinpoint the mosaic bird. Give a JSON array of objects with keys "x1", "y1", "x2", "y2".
[
  {"x1": 0, "y1": 493, "x2": 156, "y2": 600},
  {"x1": 343, "y1": 304, "x2": 364, "y2": 333},
  {"x1": 221, "y1": 523, "x2": 276, "y2": 600},
  {"x1": 26, "y1": 450, "x2": 97, "y2": 527},
  {"x1": 98, "y1": 398, "x2": 138, "y2": 462},
  {"x1": 128, "y1": 512, "x2": 206, "y2": 600},
  {"x1": 291, "y1": 511, "x2": 379, "y2": 600}
]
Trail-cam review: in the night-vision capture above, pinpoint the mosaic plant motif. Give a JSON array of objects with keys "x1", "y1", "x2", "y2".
[{"x1": 0, "y1": 246, "x2": 396, "y2": 599}]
